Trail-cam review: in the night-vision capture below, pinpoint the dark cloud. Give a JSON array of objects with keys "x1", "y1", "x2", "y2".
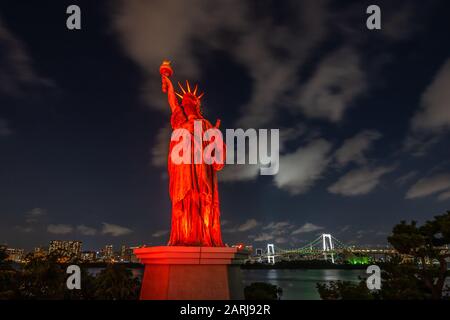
[{"x1": 0, "y1": 16, "x2": 52, "y2": 96}]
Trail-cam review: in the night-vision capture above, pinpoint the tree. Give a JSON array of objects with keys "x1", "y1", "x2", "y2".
[
  {"x1": 317, "y1": 280, "x2": 376, "y2": 300},
  {"x1": 388, "y1": 211, "x2": 450, "y2": 299},
  {"x1": 244, "y1": 282, "x2": 283, "y2": 300},
  {"x1": 379, "y1": 256, "x2": 427, "y2": 299},
  {"x1": 92, "y1": 264, "x2": 140, "y2": 300},
  {"x1": 1, "y1": 250, "x2": 142, "y2": 300},
  {"x1": 0, "y1": 248, "x2": 20, "y2": 299},
  {"x1": 18, "y1": 252, "x2": 67, "y2": 299}
]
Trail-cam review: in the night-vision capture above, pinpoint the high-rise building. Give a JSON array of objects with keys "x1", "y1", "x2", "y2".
[
  {"x1": 120, "y1": 245, "x2": 127, "y2": 261},
  {"x1": 6, "y1": 248, "x2": 25, "y2": 263},
  {"x1": 120, "y1": 245, "x2": 133, "y2": 262},
  {"x1": 48, "y1": 240, "x2": 82, "y2": 258},
  {"x1": 81, "y1": 251, "x2": 96, "y2": 262},
  {"x1": 103, "y1": 245, "x2": 113, "y2": 261},
  {"x1": 129, "y1": 246, "x2": 139, "y2": 263},
  {"x1": 33, "y1": 246, "x2": 48, "y2": 257}
]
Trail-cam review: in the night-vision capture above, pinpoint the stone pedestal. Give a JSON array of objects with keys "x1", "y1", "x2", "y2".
[{"x1": 133, "y1": 246, "x2": 247, "y2": 300}]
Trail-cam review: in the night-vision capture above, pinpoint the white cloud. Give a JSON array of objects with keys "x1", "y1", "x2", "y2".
[
  {"x1": 251, "y1": 221, "x2": 317, "y2": 243},
  {"x1": 220, "y1": 164, "x2": 260, "y2": 182},
  {"x1": 101, "y1": 222, "x2": 133, "y2": 236},
  {"x1": 47, "y1": 224, "x2": 73, "y2": 235},
  {"x1": 237, "y1": 219, "x2": 260, "y2": 232},
  {"x1": 412, "y1": 58, "x2": 450, "y2": 132},
  {"x1": 27, "y1": 207, "x2": 46, "y2": 217},
  {"x1": 25, "y1": 207, "x2": 46, "y2": 223},
  {"x1": 296, "y1": 47, "x2": 366, "y2": 122},
  {"x1": 15, "y1": 225, "x2": 33, "y2": 233},
  {"x1": 405, "y1": 173, "x2": 450, "y2": 199},
  {"x1": 274, "y1": 139, "x2": 332, "y2": 194},
  {"x1": 152, "y1": 230, "x2": 168, "y2": 237},
  {"x1": 335, "y1": 130, "x2": 381, "y2": 166},
  {"x1": 76, "y1": 225, "x2": 97, "y2": 236},
  {"x1": 253, "y1": 233, "x2": 274, "y2": 242},
  {"x1": 291, "y1": 222, "x2": 324, "y2": 235},
  {"x1": 395, "y1": 171, "x2": 418, "y2": 186},
  {"x1": 274, "y1": 237, "x2": 288, "y2": 244},
  {"x1": 0, "y1": 17, "x2": 52, "y2": 96},
  {"x1": 263, "y1": 221, "x2": 291, "y2": 230},
  {"x1": 328, "y1": 166, "x2": 394, "y2": 196}
]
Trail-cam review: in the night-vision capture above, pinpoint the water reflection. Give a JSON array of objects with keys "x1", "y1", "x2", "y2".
[
  {"x1": 241, "y1": 269, "x2": 365, "y2": 300},
  {"x1": 88, "y1": 267, "x2": 365, "y2": 300}
]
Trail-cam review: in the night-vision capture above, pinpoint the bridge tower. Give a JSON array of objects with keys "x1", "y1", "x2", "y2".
[
  {"x1": 322, "y1": 234, "x2": 335, "y2": 263},
  {"x1": 267, "y1": 244, "x2": 275, "y2": 264}
]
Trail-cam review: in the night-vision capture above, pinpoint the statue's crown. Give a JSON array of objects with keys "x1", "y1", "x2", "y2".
[{"x1": 175, "y1": 80, "x2": 204, "y2": 101}]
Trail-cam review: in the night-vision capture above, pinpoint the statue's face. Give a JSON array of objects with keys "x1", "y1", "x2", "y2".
[{"x1": 182, "y1": 94, "x2": 201, "y2": 117}]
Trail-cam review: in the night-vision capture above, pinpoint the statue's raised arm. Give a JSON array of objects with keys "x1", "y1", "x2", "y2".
[{"x1": 160, "y1": 60, "x2": 180, "y2": 112}]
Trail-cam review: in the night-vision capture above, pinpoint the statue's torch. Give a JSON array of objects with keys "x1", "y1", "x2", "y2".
[{"x1": 159, "y1": 60, "x2": 173, "y2": 93}]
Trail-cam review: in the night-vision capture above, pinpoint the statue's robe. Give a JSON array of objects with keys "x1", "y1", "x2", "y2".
[{"x1": 167, "y1": 106, "x2": 225, "y2": 246}]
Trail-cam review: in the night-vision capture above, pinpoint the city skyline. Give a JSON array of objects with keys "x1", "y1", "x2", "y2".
[{"x1": 1, "y1": 1, "x2": 450, "y2": 251}]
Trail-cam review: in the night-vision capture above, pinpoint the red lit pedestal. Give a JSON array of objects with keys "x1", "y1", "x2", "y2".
[{"x1": 134, "y1": 246, "x2": 247, "y2": 300}]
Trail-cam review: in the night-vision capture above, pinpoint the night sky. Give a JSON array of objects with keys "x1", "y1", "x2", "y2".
[{"x1": 1, "y1": 0, "x2": 450, "y2": 251}]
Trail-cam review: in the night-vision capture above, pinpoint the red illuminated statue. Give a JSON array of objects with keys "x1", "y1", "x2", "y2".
[{"x1": 160, "y1": 61, "x2": 225, "y2": 247}]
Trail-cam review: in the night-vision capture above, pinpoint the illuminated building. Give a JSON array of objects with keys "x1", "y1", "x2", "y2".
[
  {"x1": 129, "y1": 246, "x2": 140, "y2": 263},
  {"x1": 232, "y1": 244, "x2": 253, "y2": 254},
  {"x1": 48, "y1": 240, "x2": 82, "y2": 257},
  {"x1": 33, "y1": 246, "x2": 48, "y2": 257},
  {"x1": 6, "y1": 248, "x2": 25, "y2": 263},
  {"x1": 120, "y1": 245, "x2": 133, "y2": 262},
  {"x1": 81, "y1": 251, "x2": 96, "y2": 262},
  {"x1": 103, "y1": 245, "x2": 113, "y2": 261}
]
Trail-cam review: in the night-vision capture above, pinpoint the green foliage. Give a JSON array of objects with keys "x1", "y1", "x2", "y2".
[
  {"x1": 388, "y1": 211, "x2": 450, "y2": 299},
  {"x1": 316, "y1": 280, "x2": 376, "y2": 300},
  {"x1": 92, "y1": 264, "x2": 140, "y2": 300},
  {"x1": 0, "y1": 250, "x2": 140, "y2": 300},
  {"x1": 379, "y1": 257, "x2": 428, "y2": 299},
  {"x1": 244, "y1": 282, "x2": 282, "y2": 300},
  {"x1": 346, "y1": 256, "x2": 371, "y2": 265},
  {"x1": 19, "y1": 253, "x2": 67, "y2": 299}
]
